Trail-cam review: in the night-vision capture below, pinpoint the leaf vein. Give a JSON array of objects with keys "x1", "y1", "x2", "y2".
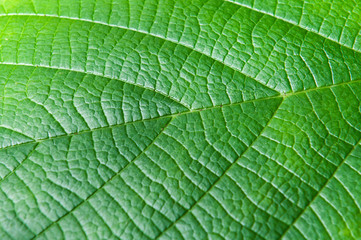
[
  {"x1": 224, "y1": 0, "x2": 361, "y2": 55},
  {"x1": 155, "y1": 98, "x2": 284, "y2": 239},
  {"x1": 33, "y1": 117, "x2": 174, "y2": 239},
  {"x1": 279, "y1": 137, "x2": 361, "y2": 239},
  {"x1": 0, "y1": 13, "x2": 277, "y2": 94}
]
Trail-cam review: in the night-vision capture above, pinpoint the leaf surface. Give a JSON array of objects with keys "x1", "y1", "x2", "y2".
[{"x1": 0, "y1": 0, "x2": 361, "y2": 239}]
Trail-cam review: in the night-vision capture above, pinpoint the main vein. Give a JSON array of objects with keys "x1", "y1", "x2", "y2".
[{"x1": 3, "y1": 77, "x2": 361, "y2": 153}]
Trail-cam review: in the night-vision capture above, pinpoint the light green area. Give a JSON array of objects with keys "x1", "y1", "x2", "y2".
[{"x1": 0, "y1": 0, "x2": 361, "y2": 239}]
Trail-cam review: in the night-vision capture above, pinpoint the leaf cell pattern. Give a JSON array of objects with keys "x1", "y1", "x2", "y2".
[{"x1": 0, "y1": 0, "x2": 361, "y2": 239}]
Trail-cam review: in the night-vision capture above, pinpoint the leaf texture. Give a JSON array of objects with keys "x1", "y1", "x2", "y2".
[{"x1": 0, "y1": 0, "x2": 361, "y2": 239}]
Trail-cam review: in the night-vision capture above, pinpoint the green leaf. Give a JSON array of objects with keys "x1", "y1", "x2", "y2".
[{"x1": 0, "y1": 0, "x2": 361, "y2": 239}]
